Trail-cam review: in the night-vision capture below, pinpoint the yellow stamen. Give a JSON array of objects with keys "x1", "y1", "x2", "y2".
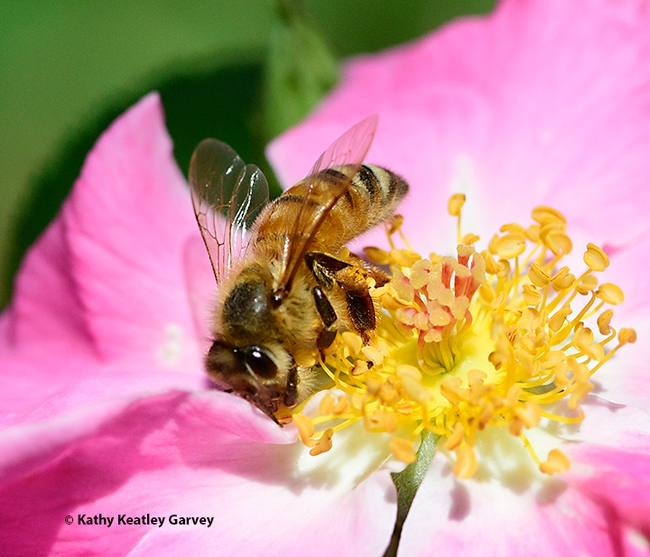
[
  {"x1": 309, "y1": 428, "x2": 334, "y2": 456},
  {"x1": 390, "y1": 437, "x2": 417, "y2": 464},
  {"x1": 454, "y1": 444, "x2": 478, "y2": 479},
  {"x1": 539, "y1": 449, "x2": 571, "y2": 475},
  {"x1": 291, "y1": 197, "x2": 634, "y2": 479}
]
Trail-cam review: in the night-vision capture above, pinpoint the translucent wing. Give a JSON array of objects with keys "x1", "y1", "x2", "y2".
[
  {"x1": 189, "y1": 139, "x2": 269, "y2": 284},
  {"x1": 276, "y1": 114, "x2": 378, "y2": 296}
]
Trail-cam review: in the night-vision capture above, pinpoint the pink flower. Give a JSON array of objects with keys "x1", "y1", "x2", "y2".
[
  {"x1": 1, "y1": 0, "x2": 649, "y2": 555},
  {"x1": 267, "y1": 0, "x2": 650, "y2": 554}
]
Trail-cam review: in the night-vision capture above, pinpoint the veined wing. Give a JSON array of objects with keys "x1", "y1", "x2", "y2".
[
  {"x1": 189, "y1": 139, "x2": 269, "y2": 284},
  {"x1": 274, "y1": 115, "x2": 378, "y2": 299}
]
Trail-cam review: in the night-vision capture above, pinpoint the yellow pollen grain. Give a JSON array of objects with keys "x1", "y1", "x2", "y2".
[
  {"x1": 569, "y1": 382, "x2": 594, "y2": 409},
  {"x1": 454, "y1": 445, "x2": 478, "y2": 479},
  {"x1": 539, "y1": 449, "x2": 570, "y2": 474},
  {"x1": 370, "y1": 409, "x2": 397, "y2": 432},
  {"x1": 551, "y1": 267, "x2": 575, "y2": 291},
  {"x1": 309, "y1": 428, "x2": 334, "y2": 456},
  {"x1": 619, "y1": 328, "x2": 637, "y2": 344},
  {"x1": 515, "y1": 402, "x2": 541, "y2": 429},
  {"x1": 440, "y1": 377, "x2": 467, "y2": 406},
  {"x1": 448, "y1": 193, "x2": 466, "y2": 216},
  {"x1": 584, "y1": 243, "x2": 610, "y2": 272},
  {"x1": 514, "y1": 348, "x2": 535, "y2": 377},
  {"x1": 444, "y1": 423, "x2": 465, "y2": 451},
  {"x1": 293, "y1": 413, "x2": 315, "y2": 447},
  {"x1": 532, "y1": 206, "x2": 567, "y2": 225},
  {"x1": 332, "y1": 396, "x2": 350, "y2": 415},
  {"x1": 396, "y1": 365, "x2": 422, "y2": 382},
  {"x1": 319, "y1": 393, "x2": 335, "y2": 416},
  {"x1": 577, "y1": 274, "x2": 598, "y2": 294},
  {"x1": 546, "y1": 230, "x2": 572, "y2": 256},
  {"x1": 390, "y1": 437, "x2": 417, "y2": 464},
  {"x1": 596, "y1": 283, "x2": 624, "y2": 305},
  {"x1": 528, "y1": 263, "x2": 551, "y2": 287},
  {"x1": 597, "y1": 310, "x2": 614, "y2": 335},
  {"x1": 539, "y1": 221, "x2": 565, "y2": 239},
  {"x1": 351, "y1": 392, "x2": 366, "y2": 410},
  {"x1": 351, "y1": 360, "x2": 368, "y2": 376},
  {"x1": 573, "y1": 323, "x2": 594, "y2": 350},
  {"x1": 500, "y1": 223, "x2": 525, "y2": 234},
  {"x1": 548, "y1": 307, "x2": 572, "y2": 332},
  {"x1": 478, "y1": 283, "x2": 497, "y2": 305},
  {"x1": 525, "y1": 224, "x2": 540, "y2": 242},
  {"x1": 401, "y1": 376, "x2": 433, "y2": 404},
  {"x1": 364, "y1": 246, "x2": 391, "y2": 265},
  {"x1": 342, "y1": 331, "x2": 363, "y2": 356},
  {"x1": 365, "y1": 375, "x2": 383, "y2": 396},
  {"x1": 543, "y1": 350, "x2": 567, "y2": 369},
  {"x1": 495, "y1": 232, "x2": 527, "y2": 259},
  {"x1": 362, "y1": 345, "x2": 384, "y2": 366},
  {"x1": 482, "y1": 251, "x2": 501, "y2": 275},
  {"x1": 392, "y1": 249, "x2": 421, "y2": 267},
  {"x1": 523, "y1": 284, "x2": 542, "y2": 306},
  {"x1": 461, "y1": 233, "x2": 480, "y2": 245}
]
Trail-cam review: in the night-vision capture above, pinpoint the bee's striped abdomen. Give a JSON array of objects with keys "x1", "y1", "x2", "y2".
[
  {"x1": 348, "y1": 164, "x2": 408, "y2": 228},
  {"x1": 253, "y1": 164, "x2": 408, "y2": 256}
]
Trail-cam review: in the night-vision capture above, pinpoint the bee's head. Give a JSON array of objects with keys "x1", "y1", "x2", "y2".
[{"x1": 205, "y1": 339, "x2": 286, "y2": 423}]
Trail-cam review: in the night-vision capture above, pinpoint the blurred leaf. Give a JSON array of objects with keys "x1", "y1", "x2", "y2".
[
  {"x1": 263, "y1": 0, "x2": 339, "y2": 140},
  {"x1": 305, "y1": 0, "x2": 497, "y2": 55},
  {"x1": 2, "y1": 58, "x2": 277, "y2": 307}
]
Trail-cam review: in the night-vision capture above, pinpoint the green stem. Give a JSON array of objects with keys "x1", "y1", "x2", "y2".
[{"x1": 383, "y1": 431, "x2": 438, "y2": 557}]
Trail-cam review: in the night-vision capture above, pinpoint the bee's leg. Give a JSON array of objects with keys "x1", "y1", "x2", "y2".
[
  {"x1": 313, "y1": 285, "x2": 338, "y2": 350},
  {"x1": 345, "y1": 252, "x2": 391, "y2": 287},
  {"x1": 343, "y1": 287, "x2": 375, "y2": 342},
  {"x1": 283, "y1": 366, "x2": 299, "y2": 407},
  {"x1": 306, "y1": 252, "x2": 376, "y2": 343},
  {"x1": 305, "y1": 252, "x2": 349, "y2": 287}
]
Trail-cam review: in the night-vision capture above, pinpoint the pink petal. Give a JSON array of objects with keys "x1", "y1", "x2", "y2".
[
  {"x1": 267, "y1": 0, "x2": 650, "y2": 256},
  {"x1": 62, "y1": 93, "x2": 205, "y2": 371},
  {"x1": 398, "y1": 396, "x2": 650, "y2": 556},
  {"x1": 1, "y1": 94, "x2": 218, "y2": 424},
  {"x1": 0, "y1": 391, "x2": 396, "y2": 557},
  {"x1": 8, "y1": 93, "x2": 207, "y2": 374},
  {"x1": 570, "y1": 445, "x2": 650, "y2": 551},
  {"x1": 6, "y1": 216, "x2": 95, "y2": 354},
  {"x1": 398, "y1": 447, "x2": 619, "y2": 557}
]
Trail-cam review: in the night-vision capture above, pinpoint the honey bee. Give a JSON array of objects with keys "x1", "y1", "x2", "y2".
[{"x1": 189, "y1": 115, "x2": 408, "y2": 423}]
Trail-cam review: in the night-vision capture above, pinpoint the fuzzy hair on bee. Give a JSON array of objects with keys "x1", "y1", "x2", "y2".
[{"x1": 189, "y1": 115, "x2": 408, "y2": 424}]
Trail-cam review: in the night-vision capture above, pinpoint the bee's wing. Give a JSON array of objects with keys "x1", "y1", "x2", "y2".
[
  {"x1": 189, "y1": 139, "x2": 269, "y2": 284},
  {"x1": 277, "y1": 114, "x2": 378, "y2": 293}
]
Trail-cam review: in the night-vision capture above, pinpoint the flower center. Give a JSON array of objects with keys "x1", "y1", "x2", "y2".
[{"x1": 292, "y1": 195, "x2": 636, "y2": 478}]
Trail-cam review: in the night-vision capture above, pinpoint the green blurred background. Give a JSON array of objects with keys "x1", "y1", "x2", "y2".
[{"x1": 0, "y1": 0, "x2": 495, "y2": 308}]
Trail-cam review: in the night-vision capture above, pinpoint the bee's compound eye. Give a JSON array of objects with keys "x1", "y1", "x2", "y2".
[{"x1": 243, "y1": 347, "x2": 278, "y2": 379}]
